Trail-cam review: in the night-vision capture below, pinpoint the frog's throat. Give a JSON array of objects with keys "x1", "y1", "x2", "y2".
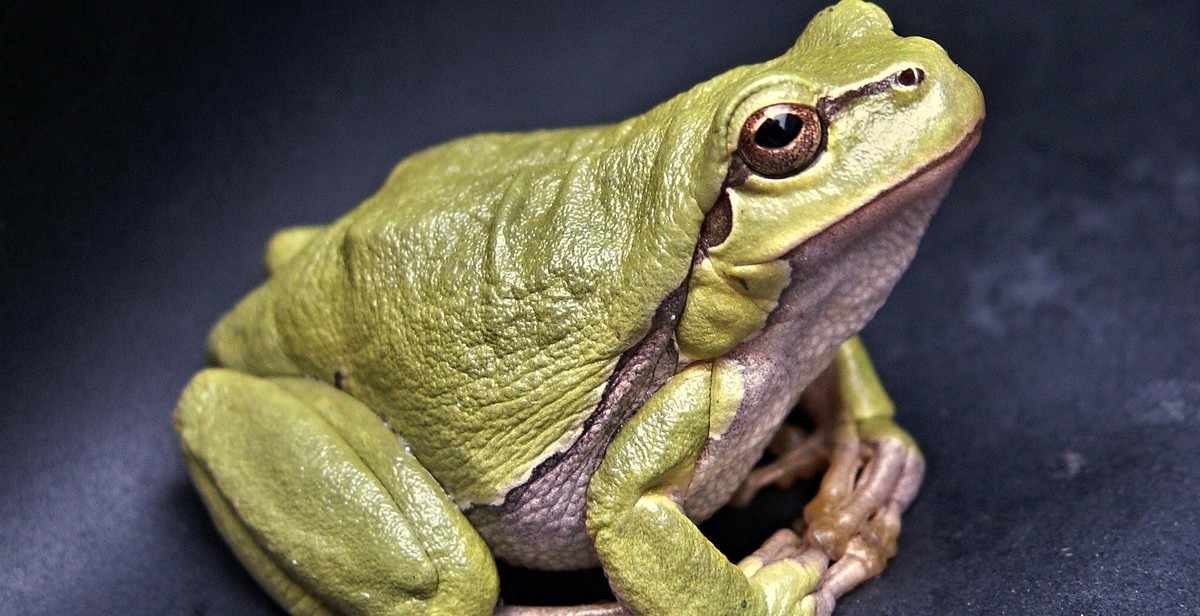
[{"x1": 675, "y1": 117, "x2": 981, "y2": 363}]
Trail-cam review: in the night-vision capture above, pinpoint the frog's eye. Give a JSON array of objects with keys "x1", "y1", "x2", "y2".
[{"x1": 736, "y1": 103, "x2": 823, "y2": 178}]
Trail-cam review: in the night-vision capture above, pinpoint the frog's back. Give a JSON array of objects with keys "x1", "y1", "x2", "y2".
[{"x1": 207, "y1": 119, "x2": 714, "y2": 506}]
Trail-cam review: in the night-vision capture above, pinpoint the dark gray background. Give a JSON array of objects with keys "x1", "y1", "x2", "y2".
[{"x1": 2, "y1": 1, "x2": 1197, "y2": 614}]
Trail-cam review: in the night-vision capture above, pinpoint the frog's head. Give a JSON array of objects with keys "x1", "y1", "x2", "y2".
[
  {"x1": 704, "y1": 0, "x2": 983, "y2": 264},
  {"x1": 667, "y1": 0, "x2": 984, "y2": 360}
]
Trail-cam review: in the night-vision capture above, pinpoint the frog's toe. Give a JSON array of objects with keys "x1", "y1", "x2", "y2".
[
  {"x1": 731, "y1": 423, "x2": 833, "y2": 507},
  {"x1": 799, "y1": 418, "x2": 924, "y2": 609}
]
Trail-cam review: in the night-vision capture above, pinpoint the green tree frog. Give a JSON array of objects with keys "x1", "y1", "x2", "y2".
[{"x1": 173, "y1": 1, "x2": 983, "y2": 614}]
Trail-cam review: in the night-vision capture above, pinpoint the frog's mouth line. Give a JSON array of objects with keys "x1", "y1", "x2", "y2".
[{"x1": 779, "y1": 119, "x2": 983, "y2": 267}]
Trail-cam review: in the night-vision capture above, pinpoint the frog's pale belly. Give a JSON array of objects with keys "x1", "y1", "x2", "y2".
[{"x1": 466, "y1": 136, "x2": 967, "y2": 571}]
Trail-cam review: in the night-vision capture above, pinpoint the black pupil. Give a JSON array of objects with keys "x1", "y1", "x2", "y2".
[
  {"x1": 897, "y1": 67, "x2": 923, "y2": 87},
  {"x1": 754, "y1": 113, "x2": 803, "y2": 149}
]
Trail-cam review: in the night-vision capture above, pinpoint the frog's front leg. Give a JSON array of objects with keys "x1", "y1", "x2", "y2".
[
  {"x1": 585, "y1": 363, "x2": 827, "y2": 616},
  {"x1": 174, "y1": 369, "x2": 499, "y2": 616},
  {"x1": 743, "y1": 337, "x2": 924, "y2": 614}
]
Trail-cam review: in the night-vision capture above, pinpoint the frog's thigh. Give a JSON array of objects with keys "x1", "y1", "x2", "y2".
[
  {"x1": 585, "y1": 364, "x2": 821, "y2": 616},
  {"x1": 174, "y1": 369, "x2": 498, "y2": 616}
]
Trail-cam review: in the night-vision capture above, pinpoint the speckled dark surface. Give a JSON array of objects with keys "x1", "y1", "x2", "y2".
[{"x1": 2, "y1": 2, "x2": 1197, "y2": 615}]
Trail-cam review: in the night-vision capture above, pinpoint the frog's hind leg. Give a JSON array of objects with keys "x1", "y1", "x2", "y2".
[
  {"x1": 264, "y1": 225, "x2": 325, "y2": 274},
  {"x1": 174, "y1": 369, "x2": 499, "y2": 616}
]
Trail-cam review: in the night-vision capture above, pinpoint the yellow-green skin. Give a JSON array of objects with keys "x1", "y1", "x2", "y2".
[{"x1": 173, "y1": 2, "x2": 983, "y2": 615}]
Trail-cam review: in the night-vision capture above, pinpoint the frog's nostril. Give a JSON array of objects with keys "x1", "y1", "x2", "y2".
[{"x1": 894, "y1": 67, "x2": 924, "y2": 88}]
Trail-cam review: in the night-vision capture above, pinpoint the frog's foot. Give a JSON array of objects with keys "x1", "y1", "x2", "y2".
[
  {"x1": 730, "y1": 424, "x2": 833, "y2": 507},
  {"x1": 737, "y1": 529, "x2": 832, "y2": 615},
  {"x1": 801, "y1": 418, "x2": 924, "y2": 614}
]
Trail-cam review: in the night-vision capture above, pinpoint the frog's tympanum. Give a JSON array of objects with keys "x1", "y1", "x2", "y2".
[{"x1": 174, "y1": 2, "x2": 983, "y2": 614}]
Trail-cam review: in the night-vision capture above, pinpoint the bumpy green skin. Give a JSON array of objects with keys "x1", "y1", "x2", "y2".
[
  {"x1": 206, "y1": 87, "x2": 724, "y2": 509},
  {"x1": 174, "y1": 1, "x2": 984, "y2": 614}
]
